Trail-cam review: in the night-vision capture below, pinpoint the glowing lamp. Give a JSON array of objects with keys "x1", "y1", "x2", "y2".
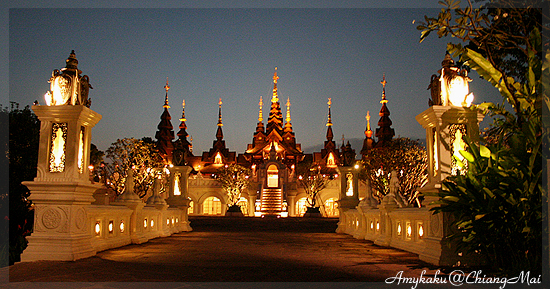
[
  {"x1": 173, "y1": 174, "x2": 182, "y2": 196},
  {"x1": 94, "y1": 222, "x2": 101, "y2": 235},
  {"x1": 120, "y1": 221, "x2": 125, "y2": 233},
  {"x1": 440, "y1": 67, "x2": 474, "y2": 107}
]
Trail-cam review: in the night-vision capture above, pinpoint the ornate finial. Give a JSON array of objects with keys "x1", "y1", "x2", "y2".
[
  {"x1": 380, "y1": 74, "x2": 388, "y2": 104},
  {"x1": 180, "y1": 99, "x2": 186, "y2": 122},
  {"x1": 285, "y1": 97, "x2": 292, "y2": 123},
  {"x1": 217, "y1": 98, "x2": 223, "y2": 127},
  {"x1": 163, "y1": 78, "x2": 170, "y2": 108},
  {"x1": 271, "y1": 68, "x2": 279, "y2": 103},
  {"x1": 65, "y1": 50, "x2": 79, "y2": 70},
  {"x1": 273, "y1": 67, "x2": 279, "y2": 84},
  {"x1": 164, "y1": 77, "x2": 170, "y2": 92},
  {"x1": 258, "y1": 96, "x2": 263, "y2": 122},
  {"x1": 442, "y1": 51, "x2": 454, "y2": 68},
  {"x1": 326, "y1": 98, "x2": 333, "y2": 127},
  {"x1": 341, "y1": 134, "x2": 345, "y2": 147}
]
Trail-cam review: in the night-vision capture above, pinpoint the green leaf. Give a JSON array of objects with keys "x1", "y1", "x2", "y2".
[
  {"x1": 453, "y1": 155, "x2": 466, "y2": 168},
  {"x1": 443, "y1": 195, "x2": 460, "y2": 202},
  {"x1": 475, "y1": 214, "x2": 486, "y2": 220},
  {"x1": 479, "y1": 145, "x2": 491, "y2": 158},
  {"x1": 482, "y1": 187, "x2": 495, "y2": 198},
  {"x1": 459, "y1": 47, "x2": 514, "y2": 102},
  {"x1": 420, "y1": 30, "x2": 431, "y2": 42},
  {"x1": 460, "y1": 150, "x2": 475, "y2": 163}
]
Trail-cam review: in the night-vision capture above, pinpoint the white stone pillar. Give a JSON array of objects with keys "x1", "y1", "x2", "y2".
[
  {"x1": 415, "y1": 105, "x2": 484, "y2": 266},
  {"x1": 166, "y1": 166, "x2": 192, "y2": 231},
  {"x1": 336, "y1": 166, "x2": 360, "y2": 210},
  {"x1": 21, "y1": 105, "x2": 102, "y2": 261},
  {"x1": 287, "y1": 195, "x2": 296, "y2": 217},
  {"x1": 416, "y1": 106, "x2": 484, "y2": 190},
  {"x1": 247, "y1": 192, "x2": 257, "y2": 217}
]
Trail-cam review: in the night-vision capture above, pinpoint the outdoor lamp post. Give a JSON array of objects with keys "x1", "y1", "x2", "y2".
[{"x1": 21, "y1": 51, "x2": 102, "y2": 261}]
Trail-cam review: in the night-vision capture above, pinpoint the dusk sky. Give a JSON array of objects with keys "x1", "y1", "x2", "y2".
[{"x1": 6, "y1": 2, "x2": 503, "y2": 154}]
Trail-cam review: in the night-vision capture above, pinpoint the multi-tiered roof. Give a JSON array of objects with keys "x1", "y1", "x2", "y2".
[{"x1": 244, "y1": 68, "x2": 303, "y2": 167}]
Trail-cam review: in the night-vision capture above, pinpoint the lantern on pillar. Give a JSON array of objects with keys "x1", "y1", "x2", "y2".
[
  {"x1": 21, "y1": 51, "x2": 102, "y2": 262},
  {"x1": 417, "y1": 53, "x2": 484, "y2": 191}
]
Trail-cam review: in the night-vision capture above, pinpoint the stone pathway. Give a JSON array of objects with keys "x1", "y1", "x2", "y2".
[{"x1": 4, "y1": 217, "x2": 445, "y2": 287}]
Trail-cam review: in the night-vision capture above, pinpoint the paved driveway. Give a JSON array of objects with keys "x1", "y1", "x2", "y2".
[{"x1": 5, "y1": 217, "x2": 442, "y2": 286}]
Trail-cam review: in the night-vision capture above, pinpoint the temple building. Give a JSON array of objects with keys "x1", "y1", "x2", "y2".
[{"x1": 154, "y1": 69, "x2": 395, "y2": 217}]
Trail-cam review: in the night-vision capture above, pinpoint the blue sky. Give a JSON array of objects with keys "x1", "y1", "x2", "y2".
[{"x1": 6, "y1": 2, "x2": 502, "y2": 153}]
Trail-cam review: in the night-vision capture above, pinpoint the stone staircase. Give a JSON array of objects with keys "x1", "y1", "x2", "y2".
[{"x1": 260, "y1": 188, "x2": 283, "y2": 216}]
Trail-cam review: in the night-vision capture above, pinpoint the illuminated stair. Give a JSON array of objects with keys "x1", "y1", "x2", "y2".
[{"x1": 260, "y1": 188, "x2": 283, "y2": 216}]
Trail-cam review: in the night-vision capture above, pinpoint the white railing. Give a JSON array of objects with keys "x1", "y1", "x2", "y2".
[
  {"x1": 337, "y1": 198, "x2": 469, "y2": 267},
  {"x1": 87, "y1": 201, "x2": 189, "y2": 254}
]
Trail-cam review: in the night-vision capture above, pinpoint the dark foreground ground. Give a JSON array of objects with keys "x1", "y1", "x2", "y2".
[{"x1": 2, "y1": 216, "x2": 457, "y2": 288}]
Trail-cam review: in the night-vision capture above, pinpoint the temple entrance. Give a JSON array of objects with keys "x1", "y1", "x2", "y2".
[
  {"x1": 260, "y1": 163, "x2": 284, "y2": 216},
  {"x1": 267, "y1": 164, "x2": 279, "y2": 188}
]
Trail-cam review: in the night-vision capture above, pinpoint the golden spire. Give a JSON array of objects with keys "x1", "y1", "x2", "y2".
[
  {"x1": 285, "y1": 97, "x2": 291, "y2": 123},
  {"x1": 273, "y1": 67, "x2": 279, "y2": 84},
  {"x1": 217, "y1": 98, "x2": 223, "y2": 127},
  {"x1": 163, "y1": 77, "x2": 171, "y2": 108},
  {"x1": 365, "y1": 111, "x2": 373, "y2": 138},
  {"x1": 258, "y1": 96, "x2": 263, "y2": 122},
  {"x1": 271, "y1": 67, "x2": 279, "y2": 103},
  {"x1": 366, "y1": 111, "x2": 371, "y2": 131},
  {"x1": 284, "y1": 96, "x2": 293, "y2": 133},
  {"x1": 180, "y1": 99, "x2": 186, "y2": 122},
  {"x1": 380, "y1": 73, "x2": 388, "y2": 104},
  {"x1": 326, "y1": 98, "x2": 333, "y2": 127}
]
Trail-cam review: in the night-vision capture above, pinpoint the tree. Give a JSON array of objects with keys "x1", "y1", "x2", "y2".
[
  {"x1": 102, "y1": 138, "x2": 165, "y2": 198},
  {"x1": 215, "y1": 164, "x2": 251, "y2": 208},
  {"x1": 4, "y1": 103, "x2": 39, "y2": 265},
  {"x1": 359, "y1": 138, "x2": 428, "y2": 206},
  {"x1": 88, "y1": 143, "x2": 104, "y2": 182},
  {"x1": 418, "y1": 0, "x2": 544, "y2": 130},
  {"x1": 296, "y1": 162, "x2": 335, "y2": 208},
  {"x1": 418, "y1": 0, "x2": 545, "y2": 275}
]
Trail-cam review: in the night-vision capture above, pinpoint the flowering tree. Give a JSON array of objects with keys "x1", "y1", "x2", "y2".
[
  {"x1": 359, "y1": 138, "x2": 428, "y2": 206},
  {"x1": 296, "y1": 162, "x2": 335, "y2": 208},
  {"x1": 215, "y1": 164, "x2": 251, "y2": 207},
  {"x1": 102, "y1": 138, "x2": 165, "y2": 198}
]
